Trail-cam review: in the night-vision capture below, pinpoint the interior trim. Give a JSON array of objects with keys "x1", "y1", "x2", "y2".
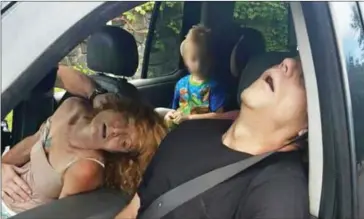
[
  {"x1": 290, "y1": 2, "x2": 323, "y2": 217},
  {"x1": 141, "y1": 1, "x2": 162, "y2": 79}
]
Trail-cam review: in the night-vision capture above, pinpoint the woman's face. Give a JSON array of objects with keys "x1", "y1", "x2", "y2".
[
  {"x1": 241, "y1": 58, "x2": 307, "y2": 129},
  {"x1": 90, "y1": 109, "x2": 137, "y2": 153}
]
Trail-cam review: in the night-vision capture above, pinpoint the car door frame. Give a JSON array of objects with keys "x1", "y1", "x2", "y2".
[
  {"x1": 328, "y1": 2, "x2": 364, "y2": 219},
  {"x1": 299, "y1": 1, "x2": 362, "y2": 219}
]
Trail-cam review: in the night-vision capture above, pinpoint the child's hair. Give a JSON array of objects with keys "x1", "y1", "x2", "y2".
[{"x1": 180, "y1": 24, "x2": 212, "y2": 57}]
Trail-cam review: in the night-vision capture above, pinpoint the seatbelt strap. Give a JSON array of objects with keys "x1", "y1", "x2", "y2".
[{"x1": 139, "y1": 151, "x2": 275, "y2": 219}]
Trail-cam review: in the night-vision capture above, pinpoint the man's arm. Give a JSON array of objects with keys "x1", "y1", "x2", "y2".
[
  {"x1": 115, "y1": 194, "x2": 140, "y2": 219},
  {"x1": 56, "y1": 65, "x2": 96, "y2": 99}
]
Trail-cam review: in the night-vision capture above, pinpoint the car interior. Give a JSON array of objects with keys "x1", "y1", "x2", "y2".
[{"x1": 3, "y1": 1, "x2": 315, "y2": 219}]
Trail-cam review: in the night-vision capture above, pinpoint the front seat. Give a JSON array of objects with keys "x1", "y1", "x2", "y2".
[
  {"x1": 236, "y1": 51, "x2": 298, "y2": 104},
  {"x1": 11, "y1": 52, "x2": 302, "y2": 219},
  {"x1": 59, "y1": 25, "x2": 141, "y2": 105},
  {"x1": 224, "y1": 27, "x2": 266, "y2": 110}
]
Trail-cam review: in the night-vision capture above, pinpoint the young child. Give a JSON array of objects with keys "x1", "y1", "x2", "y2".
[{"x1": 164, "y1": 25, "x2": 226, "y2": 128}]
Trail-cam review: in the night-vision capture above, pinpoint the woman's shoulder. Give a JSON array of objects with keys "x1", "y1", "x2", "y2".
[
  {"x1": 63, "y1": 151, "x2": 105, "y2": 183},
  {"x1": 54, "y1": 97, "x2": 91, "y2": 119}
]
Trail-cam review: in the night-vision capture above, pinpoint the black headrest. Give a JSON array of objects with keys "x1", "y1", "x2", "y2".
[
  {"x1": 87, "y1": 26, "x2": 138, "y2": 77},
  {"x1": 230, "y1": 28, "x2": 266, "y2": 77},
  {"x1": 237, "y1": 51, "x2": 298, "y2": 106},
  {"x1": 90, "y1": 74, "x2": 140, "y2": 101}
]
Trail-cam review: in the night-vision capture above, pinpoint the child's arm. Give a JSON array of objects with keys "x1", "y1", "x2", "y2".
[
  {"x1": 174, "y1": 83, "x2": 240, "y2": 123},
  {"x1": 171, "y1": 82, "x2": 181, "y2": 110}
]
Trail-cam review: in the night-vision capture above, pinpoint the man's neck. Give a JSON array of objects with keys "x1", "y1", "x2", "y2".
[{"x1": 222, "y1": 108, "x2": 293, "y2": 155}]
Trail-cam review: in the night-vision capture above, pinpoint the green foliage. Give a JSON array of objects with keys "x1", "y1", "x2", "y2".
[
  {"x1": 233, "y1": 2, "x2": 289, "y2": 52},
  {"x1": 124, "y1": 2, "x2": 155, "y2": 21},
  {"x1": 350, "y1": 4, "x2": 364, "y2": 59},
  {"x1": 73, "y1": 63, "x2": 95, "y2": 75},
  {"x1": 5, "y1": 111, "x2": 13, "y2": 131},
  {"x1": 121, "y1": 1, "x2": 183, "y2": 78}
]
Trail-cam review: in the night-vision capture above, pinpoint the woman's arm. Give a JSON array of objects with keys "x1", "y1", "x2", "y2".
[
  {"x1": 2, "y1": 124, "x2": 44, "y2": 166},
  {"x1": 1, "y1": 124, "x2": 45, "y2": 202},
  {"x1": 115, "y1": 194, "x2": 140, "y2": 219},
  {"x1": 59, "y1": 159, "x2": 103, "y2": 199},
  {"x1": 56, "y1": 65, "x2": 97, "y2": 99}
]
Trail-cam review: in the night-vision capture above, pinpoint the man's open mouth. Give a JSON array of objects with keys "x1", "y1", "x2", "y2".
[
  {"x1": 102, "y1": 123, "x2": 107, "y2": 139},
  {"x1": 264, "y1": 75, "x2": 274, "y2": 92}
]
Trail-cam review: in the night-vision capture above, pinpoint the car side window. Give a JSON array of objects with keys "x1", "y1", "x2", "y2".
[
  {"x1": 232, "y1": 2, "x2": 290, "y2": 52},
  {"x1": 59, "y1": 1, "x2": 184, "y2": 80},
  {"x1": 330, "y1": 2, "x2": 364, "y2": 217},
  {"x1": 146, "y1": 2, "x2": 184, "y2": 78}
]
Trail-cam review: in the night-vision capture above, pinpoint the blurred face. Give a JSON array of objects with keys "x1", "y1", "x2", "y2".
[
  {"x1": 241, "y1": 58, "x2": 307, "y2": 131},
  {"x1": 183, "y1": 41, "x2": 210, "y2": 77},
  {"x1": 89, "y1": 109, "x2": 137, "y2": 153}
]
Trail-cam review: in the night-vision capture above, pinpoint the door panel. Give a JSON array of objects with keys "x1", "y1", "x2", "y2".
[{"x1": 132, "y1": 69, "x2": 186, "y2": 107}]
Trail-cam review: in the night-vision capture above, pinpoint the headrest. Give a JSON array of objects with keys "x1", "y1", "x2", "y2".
[
  {"x1": 87, "y1": 26, "x2": 138, "y2": 77},
  {"x1": 90, "y1": 74, "x2": 141, "y2": 101},
  {"x1": 237, "y1": 51, "x2": 298, "y2": 106},
  {"x1": 230, "y1": 28, "x2": 266, "y2": 77}
]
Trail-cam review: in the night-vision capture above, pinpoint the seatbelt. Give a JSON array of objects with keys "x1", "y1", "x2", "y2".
[
  {"x1": 139, "y1": 151, "x2": 273, "y2": 219},
  {"x1": 139, "y1": 131, "x2": 308, "y2": 219}
]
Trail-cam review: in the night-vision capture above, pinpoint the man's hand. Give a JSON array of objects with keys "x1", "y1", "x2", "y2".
[
  {"x1": 92, "y1": 93, "x2": 120, "y2": 109},
  {"x1": 2, "y1": 163, "x2": 31, "y2": 203}
]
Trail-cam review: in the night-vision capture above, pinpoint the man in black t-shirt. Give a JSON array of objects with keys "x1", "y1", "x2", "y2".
[{"x1": 116, "y1": 57, "x2": 309, "y2": 219}]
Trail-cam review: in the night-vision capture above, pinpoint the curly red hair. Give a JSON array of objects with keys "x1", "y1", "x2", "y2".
[{"x1": 96, "y1": 95, "x2": 167, "y2": 195}]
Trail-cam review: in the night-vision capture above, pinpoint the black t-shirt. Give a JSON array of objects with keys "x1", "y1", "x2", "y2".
[{"x1": 138, "y1": 119, "x2": 309, "y2": 219}]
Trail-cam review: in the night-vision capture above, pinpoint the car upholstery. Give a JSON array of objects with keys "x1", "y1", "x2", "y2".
[{"x1": 59, "y1": 25, "x2": 141, "y2": 105}]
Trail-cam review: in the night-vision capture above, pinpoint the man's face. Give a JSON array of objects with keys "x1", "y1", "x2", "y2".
[{"x1": 241, "y1": 58, "x2": 307, "y2": 130}]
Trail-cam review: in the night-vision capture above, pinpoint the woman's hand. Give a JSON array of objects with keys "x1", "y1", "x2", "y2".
[{"x1": 1, "y1": 163, "x2": 31, "y2": 203}]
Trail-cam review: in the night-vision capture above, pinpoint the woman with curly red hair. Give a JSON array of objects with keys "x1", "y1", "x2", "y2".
[{"x1": 1, "y1": 66, "x2": 167, "y2": 218}]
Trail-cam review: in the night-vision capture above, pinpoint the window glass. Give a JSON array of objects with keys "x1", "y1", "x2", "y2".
[
  {"x1": 147, "y1": 2, "x2": 184, "y2": 78},
  {"x1": 330, "y1": 2, "x2": 364, "y2": 217},
  {"x1": 233, "y1": 2, "x2": 290, "y2": 52},
  {"x1": 59, "y1": 1, "x2": 184, "y2": 80}
]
